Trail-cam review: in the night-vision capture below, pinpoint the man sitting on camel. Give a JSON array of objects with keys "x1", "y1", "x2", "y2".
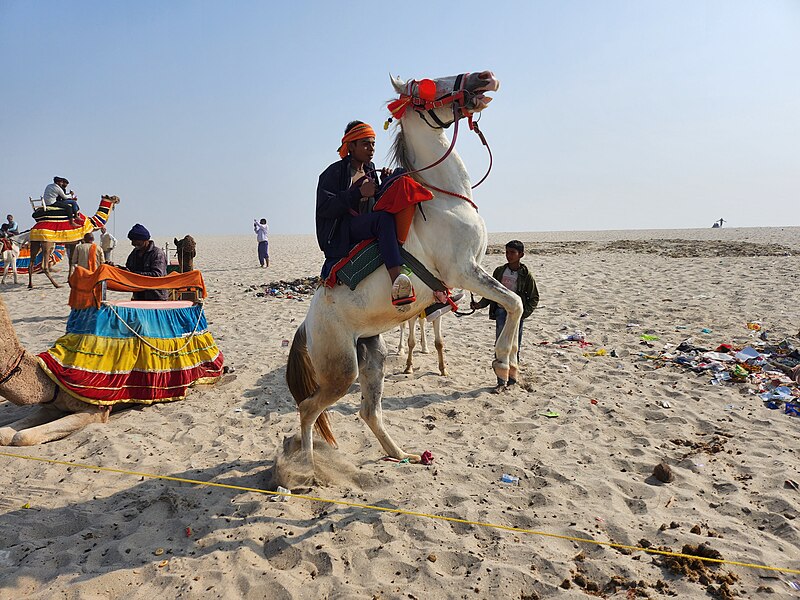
[{"x1": 316, "y1": 120, "x2": 414, "y2": 308}]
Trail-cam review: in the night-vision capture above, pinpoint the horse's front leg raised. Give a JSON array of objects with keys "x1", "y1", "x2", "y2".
[
  {"x1": 460, "y1": 265, "x2": 523, "y2": 386},
  {"x1": 358, "y1": 335, "x2": 421, "y2": 463}
]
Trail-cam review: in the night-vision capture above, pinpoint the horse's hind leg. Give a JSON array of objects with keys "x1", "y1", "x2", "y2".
[
  {"x1": 418, "y1": 315, "x2": 429, "y2": 353},
  {"x1": 432, "y1": 316, "x2": 447, "y2": 377},
  {"x1": 404, "y1": 318, "x2": 416, "y2": 374},
  {"x1": 358, "y1": 335, "x2": 421, "y2": 463}
]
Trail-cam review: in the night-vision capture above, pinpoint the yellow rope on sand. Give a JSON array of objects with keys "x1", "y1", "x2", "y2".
[{"x1": 0, "y1": 451, "x2": 798, "y2": 576}]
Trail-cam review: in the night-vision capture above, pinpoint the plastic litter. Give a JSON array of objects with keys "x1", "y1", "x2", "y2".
[
  {"x1": 500, "y1": 474, "x2": 520, "y2": 484},
  {"x1": 281, "y1": 339, "x2": 289, "y2": 347},
  {"x1": 420, "y1": 450, "x2": 434, "y2": 465},
  {"x1": 272, "y1": 486, "x2": 291, "y2": 502},
  {"x1": 540, "y1": 410, "x2": 560, "y2": 418},
  {"x1": 701, "y1": 328, "x2": 712, "y2": 334},
  {"x1": 640, "y1": 334, "x2": 659, "y2": 341}
]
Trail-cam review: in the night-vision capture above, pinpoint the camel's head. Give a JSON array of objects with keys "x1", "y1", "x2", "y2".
[
  {"x1": 101, "y1": 195, "x2": 121, "y2": 205},
  {"x1": 174, "y1": 235, "x2": 196, "y2": 257},
  {"x1": 390, "y1": 71, "x2": 500, "y2": 124}
]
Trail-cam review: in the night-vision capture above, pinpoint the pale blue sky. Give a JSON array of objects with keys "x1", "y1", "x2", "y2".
[{"x1": 1, "y1": 1, "x2": 798, "y2": 236}]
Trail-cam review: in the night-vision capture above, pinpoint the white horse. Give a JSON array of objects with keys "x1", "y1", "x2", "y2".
[
  {"x1": 1, "y1": 238, "x2": 20, "y2": 284},
  {"x1": 287, "y1": 70, "x2": 521, "y2": 466},
  {"x1": 398, "y1": 312, "x2": 447, "y2": 376}
]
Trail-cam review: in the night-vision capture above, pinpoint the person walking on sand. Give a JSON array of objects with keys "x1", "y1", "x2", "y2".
[
  {"x1": 254, "y1": 218, "x2": 269, "y2": 267},
  {"x1": 99, "y1": 226, "x2": 116, "y2": 263},
  {"x1": 316, "y1": 120, "x2": 414, "y2": 308},
  {"x1": 471, "y1": 240, "x2": 539, "y2": 390},
  {"x1": 71, "y1": 232, "x2": 104, "y2": 272}
]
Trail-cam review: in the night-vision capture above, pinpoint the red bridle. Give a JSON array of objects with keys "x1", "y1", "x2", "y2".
[{"x1": 385, "y1": 73, "x2": 493, "y2": 208}]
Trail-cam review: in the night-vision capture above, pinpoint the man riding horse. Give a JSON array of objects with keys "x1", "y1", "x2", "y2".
[{"x1": 315, "y1": 121, "x2": 415, "y2": 308}]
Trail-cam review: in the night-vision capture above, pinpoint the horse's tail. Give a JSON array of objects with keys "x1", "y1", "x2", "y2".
[{"x1": 285, "y1": 322, "x2": 337, "y2": 447}]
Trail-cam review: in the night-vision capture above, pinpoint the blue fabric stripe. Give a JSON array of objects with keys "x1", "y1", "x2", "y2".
[{"x1": 66, "y1": 305, "x2": 208, "y2": 339}]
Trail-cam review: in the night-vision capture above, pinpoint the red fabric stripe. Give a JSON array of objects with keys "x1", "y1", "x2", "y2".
[{"x1": 38, "y1": 352, "x2": 225, "y2": 403}]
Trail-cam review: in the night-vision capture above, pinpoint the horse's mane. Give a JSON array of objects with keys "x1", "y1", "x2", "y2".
[{"x1": 389, "y1": 129, "x2": 412, "y2": 173}]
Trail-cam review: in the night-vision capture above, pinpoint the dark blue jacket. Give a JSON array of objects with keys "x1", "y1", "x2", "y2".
[{"x1": 316, "y1": 156, "x2": 376, "y2": 274}]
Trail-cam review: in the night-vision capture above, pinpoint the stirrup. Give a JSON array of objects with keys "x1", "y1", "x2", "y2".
[{"x1": 392, "y1": 293, "x2": 416, "y2": 307}]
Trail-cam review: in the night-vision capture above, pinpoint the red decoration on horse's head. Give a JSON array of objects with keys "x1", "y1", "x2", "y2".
[{"x1": 417, "y1": 79, "x2": 436, "y2": 101}]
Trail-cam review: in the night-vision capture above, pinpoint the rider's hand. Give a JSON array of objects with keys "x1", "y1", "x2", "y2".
[
  {"x1": 380, "y1": 167, "x2": 393, "y2": 178},
  {"x1": 359, "y1": 179, "x2": 377, "y2": 198}
]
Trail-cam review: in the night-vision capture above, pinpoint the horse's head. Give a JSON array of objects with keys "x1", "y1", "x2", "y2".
[{"x1": 389, "y1": 71, "x2": 500, "y2": 126}]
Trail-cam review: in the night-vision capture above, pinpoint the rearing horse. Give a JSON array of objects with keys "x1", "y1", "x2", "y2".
[{"x1": 287, "y1": 71, "x2": 521, "y2": 466}]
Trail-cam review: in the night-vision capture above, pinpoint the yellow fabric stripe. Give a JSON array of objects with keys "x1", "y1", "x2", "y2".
[{"x1": 44, "y1": 332, "x2": 222, "y2": 374}]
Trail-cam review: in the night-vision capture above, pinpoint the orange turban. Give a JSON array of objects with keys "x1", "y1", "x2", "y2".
[{"x1": 338, "y1": 123, "x2": 376, "y2": 158}]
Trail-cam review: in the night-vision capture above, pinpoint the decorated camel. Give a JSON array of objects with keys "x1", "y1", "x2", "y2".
[
  {"x1": 286, "y1": 70, "x2": 519, "y2": 467},
  {"x1": 0, "y1": 266, "x2": 224, "y2": 445},
  {"x1": 27, "y1": 194, "x2": 120, "y2": 289}
]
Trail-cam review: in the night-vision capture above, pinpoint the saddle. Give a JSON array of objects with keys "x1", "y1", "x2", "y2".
[{"x1": 32, "y1": 205, "x2": 80, "y2": 222}]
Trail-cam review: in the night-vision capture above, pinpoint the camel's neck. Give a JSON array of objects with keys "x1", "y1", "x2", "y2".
[
  {"x1": 0, "y1": 296, "x2": 23, "y2": 352},
  {"x1": 0, "y1": 296, "x2": 55, "y2": 406},
  {"x1": 87, "y1": 198, "x2": 117, "y2": 230},
  {"x1": 399, "y1": 114, "x2": 472, "y2": 197}
]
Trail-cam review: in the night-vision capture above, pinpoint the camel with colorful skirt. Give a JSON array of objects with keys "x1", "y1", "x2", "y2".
[
  {"x1": 27, "y1": 194, "x2": 120, "y2": 289},
  {"x1": 0, "y1": 265, "x2": 224, "y2": 445}
]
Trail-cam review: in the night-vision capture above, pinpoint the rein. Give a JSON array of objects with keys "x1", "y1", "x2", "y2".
[
  {"x1": 386, "y1": 73, "x2": 494, "y2": 206},
  {"x1": 0, "y1": 348, "x2": 25, "y2": 385}
]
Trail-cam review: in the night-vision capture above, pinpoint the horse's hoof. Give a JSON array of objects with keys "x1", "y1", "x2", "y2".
[
  {"x1": 492, "y1": 359, "x2": 509, "y2": 382},
  {"x1": 406, "y1": 453, "x2": 422, "y2": 464},
  {"x1": 403, "y1": 365, "x2": 413, "y2": 374},
  {"x1": 439, "y1": 370, "x2": 448, "y2": 377}
]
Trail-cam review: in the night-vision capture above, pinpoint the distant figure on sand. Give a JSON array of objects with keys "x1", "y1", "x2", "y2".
[
  {"x1": 124, "y1": 223, "x2": 168, "y2": 301},
  {"x1": 71, "y1": 232, "x2": 104, "y2": 272},
  {"x1": 99, "y1": 226, "x2": 116, "y2": 263},
  {"x1": 254, "y1": 218, "x2": 269, "y2": 267},
  {"x1": 712, "y1": 218, "x2": 726, "y2": 228}
]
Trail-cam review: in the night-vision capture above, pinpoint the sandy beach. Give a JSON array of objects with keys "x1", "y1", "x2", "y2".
[{"x1": 1, "y1": 226, "x2": 799, "y2": 599}]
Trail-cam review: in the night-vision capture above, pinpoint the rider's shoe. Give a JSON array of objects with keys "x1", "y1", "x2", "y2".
[{"x1": 391, "y1": 273, "x2": 415, "y2": 307}]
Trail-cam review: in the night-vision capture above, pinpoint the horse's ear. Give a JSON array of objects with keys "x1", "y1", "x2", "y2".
[
  {"x1": 390, "y1": 73, "x2": 405, "y2": 94},
  {"x1": 174, "y1": 237, "x2": 179, "y2": 245}
]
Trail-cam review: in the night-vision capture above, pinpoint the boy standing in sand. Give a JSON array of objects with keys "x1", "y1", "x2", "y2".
[
  {"x1": 471, "y1": 240, "x2": 539, "y2": 387},
  {"x1": 254, "y1": 218, "x2": 269, "y2": 267}
]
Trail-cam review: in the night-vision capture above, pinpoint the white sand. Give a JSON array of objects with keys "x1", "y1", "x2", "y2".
[{"x1": 1, "y1": 227, "x2": 799, "y2": 598}]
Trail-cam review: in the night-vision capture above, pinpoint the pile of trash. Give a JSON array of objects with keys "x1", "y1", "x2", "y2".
[
  {"x1": 643, "y1": 334, "x2": 800, "y2": 416},
  {"x1": 255, "y1": 277, "x2": 320, "y2": 300}
]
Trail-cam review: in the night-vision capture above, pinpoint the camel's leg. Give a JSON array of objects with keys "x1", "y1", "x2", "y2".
[
  {"x1": 0, "y1": 405, "x2": 63, "y2": 445},
  {"x1": 404, "y1": 317, "x2": 417, "y2": 374},
  {"x1": 4, "y1": 408, "x2": 108, "y2": 446},
  {"x1": 432, "y1": 315, "x2": 448, "y2": 377},
  {"x1": 28, "y1": 242, "x2": 59, "y2": 289},
  {"x1": 358, "y1": 335, "x2": 420, "y2": 462},
  {"x1": 457, "y1": 264, "x2": 523, "y2": 385}
]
